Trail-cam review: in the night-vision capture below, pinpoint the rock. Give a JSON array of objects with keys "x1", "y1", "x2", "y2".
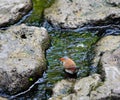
[
  {"x1": 49, "y1": 74, "x2": 101, "y2": 100},
  {"x1": 52, "y1": 79, "x2": 74, "y2": 97},
  {"x1": 90, "y1": 35, "x2": 120, "y2": 100},
  {"x1": 0, "y1": 0, "x2": 32, "y2": 27},
  {"x1": 74, "y1": 74, "x2": 101, "y2": 96},
  {"x1": 0, "y1": 97, "x2": 8, "y2": 100},
  {"x1": 0, "y1": 24, "x2": 50, "y2": 95},
  {"x1": 62, "y1": 94, "x2": 77, "y2": 100},
  {"x1": 93, "y1": 35, "x2": 120, "y2": 67},
  {"x1": 106, "y1": 0, "x2": 120, "y2": 6},
  {"x1": 44, "y1": 0, "x2": 120, "y2": 28}
]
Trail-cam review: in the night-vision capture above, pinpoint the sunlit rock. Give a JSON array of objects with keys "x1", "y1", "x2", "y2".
[
  {"x1": 106, "y1": 0, "x2": 120, "y2": 6},
  {"x1": 0, "y1": 0, "x2": 32, "y2": 27},
  {"x1": 90, "y1": 35, "x2": 120, "y2": 99},
  {"x1": 74, "y1": 74, "x2": 101, "y2": 96},
  {"x1": 0, "y1": 24, "x2": 50, "y2": 95},
  {"x1": 0, "y1": 97, "x2": 8, "y2": 100},
  {"x1": 44, "y1": 0, "x2": 120, "y2": 28},
  {"x1": 93, "y1": 35, "x2": 120, "y2": 67},
  {"x1": 49, "y1": 74, "x2": 101, "y2": 100},
  {"x1": 52, "y1": 79, "x2": 74, "y2": 97}
]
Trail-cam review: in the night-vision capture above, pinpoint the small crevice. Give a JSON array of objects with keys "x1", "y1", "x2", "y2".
[{"x1": 21, "y1": 34, "x2": 27, "y2": 39}]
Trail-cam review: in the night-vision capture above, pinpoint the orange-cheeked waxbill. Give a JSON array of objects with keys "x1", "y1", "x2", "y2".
[{"x1": 59, "y1": 56, "x2": 78, "y2": 75}]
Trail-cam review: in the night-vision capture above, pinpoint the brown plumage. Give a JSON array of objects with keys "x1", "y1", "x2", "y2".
[{"x1": 59, "y1": 56, "x2": 77, "y2": 74}]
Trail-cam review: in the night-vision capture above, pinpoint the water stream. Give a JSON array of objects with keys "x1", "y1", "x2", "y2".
[{"x1": 1, "y1": 0, "x2": 119, "y2": 100}]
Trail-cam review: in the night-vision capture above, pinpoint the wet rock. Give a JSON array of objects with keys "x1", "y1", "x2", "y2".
[
  {"x1": 0, "y1": 24, "x2": 50, "y2": 95},
  {"x1": 44, "y1": 0, "x2": 120, "y2": 28},
  {"x1": 0, "y1": 0, "x2": 32, "y2": 27}
]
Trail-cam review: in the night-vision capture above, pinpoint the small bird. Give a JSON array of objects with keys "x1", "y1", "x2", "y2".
[{"x1": 59, "y1": 56, "x2": 78, "y2": 78}]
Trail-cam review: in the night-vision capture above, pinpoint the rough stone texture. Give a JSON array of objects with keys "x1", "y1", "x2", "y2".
[
  {"x1": 90, "y1": 36, "x2": 120, "y2": 100},
  {"x1": 93, "y1": 35, "x2": 120, "y2": 67},
  {"x1": 44, "y1": 0, "x2": 120, "y2": 28},
  {"x1": 52, "y1": 79, "x2": 74, "y2": 97},
  {"x1": 0, "y1": 0, "x2": 32, "y2": 27},
  {"x1": 49, "y1": 74, "x2": 101, "y2": 100},
  {"x1": 49, "y1": 35, "x2": 120, "y2": 100},
  {"x1": 0, "y1": 97, "x2": 8, "y2": 100},
  {"x1": 106, "y1": 0, "x2": 120, "y2": 6},
  {"x1": 74, "y1": 74, "x2": 101, "y2": 96},
  {"x1": 0, "y1": 24, "x2": 50, "y2": 95}
]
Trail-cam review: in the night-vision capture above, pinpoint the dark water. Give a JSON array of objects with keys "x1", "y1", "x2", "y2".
[{"x1": 1, "y1": 0, "x2": 120, "y2": 100}]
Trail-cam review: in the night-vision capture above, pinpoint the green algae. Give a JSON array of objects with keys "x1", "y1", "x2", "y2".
[{"x1": 24, "y1": 0, "x2": 55, "y2": 25}]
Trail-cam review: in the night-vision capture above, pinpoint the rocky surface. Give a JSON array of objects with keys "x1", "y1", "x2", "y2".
[
  {"x1": 0, "y1": 97, "x2": 8, "y2": 100},
  {"x1": 106, "y1": 0, "x2": 120, "y2": 6},
  {"x1": 91, "y1": 35, "x2": 120, "y2": 99},
  {"x1": 44, "y1": 0, "x2": 120, "y2": 28},
  {"x1": 93, "y1": 35, "x2": 120, "y2": 67},
  {"x1": 0, "y1": 0, "x2": 32, "y2": 27},
  {"x1": 0, "y1": 24, "x2": 50, "y2": 95},
  {"x1": 49, "y1": 74, "x2": 101, "y2": 100},
  {"x1": 48, "y1": 35, "x2": 120, "y2": 100},
  {"x1": 52, "y1": 80, "x2": 74, "y2": 97}
]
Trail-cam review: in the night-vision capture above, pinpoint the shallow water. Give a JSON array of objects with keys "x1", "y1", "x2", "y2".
[
  {"x1": 1, "y1": 0, "x2": 119, "y2": 100},
  {"x1": 9, "y1": 30, "x2": 98, "y2": 100}
]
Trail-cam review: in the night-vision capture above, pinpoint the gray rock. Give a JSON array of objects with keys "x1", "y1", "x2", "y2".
[
  {"x1": 52, "y1": 79, "x2": 74, "y2": 97},
  {"x1": 0, "y1": 24, "x2": 50, "y2": 95},
  {"x1": 0, "y1": 0, "x2": 32, "y2": 27},
  {"x1": 74, "y1": 74, "x2": 101, "y2": 96},
  {"x1": 62, "y1": 94, "x2": 77, "y2": 100},
  {"x1": 90, "y1": 35, "x2": 120, "y2": 100},
  {"x1": 49, "y1": 74, "x2": 101, "y2": 100},
  {"x1": 106, "y1": 0, "x2": 120, "y2": 6},
  {"x1": 0, "y1": 97, "x2": 8, "y2": 100},
  {"x1": 44, "y1": 0, "x2": 120, "y2": 28},
  {"x1": 93, "y1": 35, "x2": 120, "y2": 67}
]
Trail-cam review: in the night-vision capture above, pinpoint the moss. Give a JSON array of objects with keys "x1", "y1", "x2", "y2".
[
  {"x1": 24, "y1": 0, "x2": 55, "y2": 25},
  {"x1": 29, "y1": 77, "x2": 33, "y2": 81}
]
